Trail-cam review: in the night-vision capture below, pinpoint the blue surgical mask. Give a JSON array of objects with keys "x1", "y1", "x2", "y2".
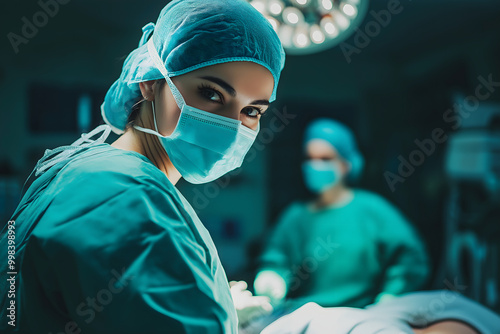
[
  {"x1": 302, "y1": 160, "x2": 342, "y2": 194},
  {"x1": 133, "y1": 40, "x2": 258, "y2": 184}
]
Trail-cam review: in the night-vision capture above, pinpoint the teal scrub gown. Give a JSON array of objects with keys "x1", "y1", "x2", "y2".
[
  {"x1": 259, "y1": 190, "x2": 430, "y2": 309},
  {"x1": 0, "y1": 143, "x2": 237, "y2": 333}
]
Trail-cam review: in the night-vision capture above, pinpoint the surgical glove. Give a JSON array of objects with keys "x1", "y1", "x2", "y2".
[
  {"x1": 230, "y1": 281, "x2": 273, "y2": 326},
  {"x1": 254, "y1": 270, "x2": 287, "y2": 306},
  {"x1": 375, "y1": 293, "x2": 398, "y2": 304}
]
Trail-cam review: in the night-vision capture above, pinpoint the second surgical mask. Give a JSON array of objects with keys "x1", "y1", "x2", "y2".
[{"x1": 302, "y1": 160, "x2": 343, "y2": 194}]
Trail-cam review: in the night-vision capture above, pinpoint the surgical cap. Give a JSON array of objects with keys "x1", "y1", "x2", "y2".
[
  {"x1": 304, "y1": 118, "x2": 364, "y2": 181},
  {"x1": 101, "y1": 0, "x2": 286, "y2": 134}
]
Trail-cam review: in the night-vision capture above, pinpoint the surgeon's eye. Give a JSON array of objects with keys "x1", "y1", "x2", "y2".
[
  {"x1": 303, "y1": 157, "x2": 334, "y2": 162},
  {"x1": 198, "y1": 84, "x2": 224, "y2": 103},
  {"x1": 241, "y1": 106, "x2": 263, "y2": 118}
]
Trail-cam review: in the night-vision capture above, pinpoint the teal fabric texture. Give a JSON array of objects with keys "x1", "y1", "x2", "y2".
[
  {"x1": 0, "y1": 144, "x2": 237, "y2": 333},
  {"x1": 259, "y1": 190, "x2": 430, "y2": 309}
]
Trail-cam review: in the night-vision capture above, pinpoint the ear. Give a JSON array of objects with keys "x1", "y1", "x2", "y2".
[
  {"x1": 341, "y1": 160, "x2": 352, "y2": 175},
  {"x1": 139, "y1": 80, "x2": 156, "y2": 101}
]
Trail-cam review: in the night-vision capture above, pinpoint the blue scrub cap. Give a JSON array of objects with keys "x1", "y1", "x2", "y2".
[
  {"x1": 101, "y1": 0, "x2": 286, "y2": 134},
  {"x1": 304, "y1": 118, "x2": 364, "y2": 181}
]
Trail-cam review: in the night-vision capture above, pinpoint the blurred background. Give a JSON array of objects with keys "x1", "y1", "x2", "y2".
[{"x1": 1, "y1": 0, "x2": 500, "y2": 313}]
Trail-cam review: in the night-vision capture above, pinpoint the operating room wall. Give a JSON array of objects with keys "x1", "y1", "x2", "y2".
[
  {"x1": 1, "y1": 0, "x2": 500, "y2": 306},
  {"x1": 0, "y1": 0, "x2": 168, "y2": 216}
]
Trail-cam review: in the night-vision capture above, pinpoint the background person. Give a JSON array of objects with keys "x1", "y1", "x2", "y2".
[{"x1": 254, "y1": 118, "x2": 429, "y2": 309}]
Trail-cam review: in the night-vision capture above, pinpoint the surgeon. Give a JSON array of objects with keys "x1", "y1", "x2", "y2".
[
  {"x1": 254, "y1": 118, "x2": 429, "y2": 310},
  {"x1": 0, "y1": 1, "x2": 285, "y2": 333}
]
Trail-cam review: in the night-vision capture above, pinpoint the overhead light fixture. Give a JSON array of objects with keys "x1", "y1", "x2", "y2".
[
  {"x1": 295, "y1": 0, "x2": 309, "y2": 6},
  {"x1": 320, "y1": 16, "x2": 338, "y2": 37},
  {"x1": 250, "y1": 0, "x2": 267, "y2": 13},
  {"x1": 269, "y1": 0, "x2": 285, "y2": 15},
  {"x1": 293, "y1": 25, "x2": 311, "y2": 48},
  {"x1": 310, "y1": 24, "x2": 325, "y2": 44},
  {"x1": 249, "y1": 0, "x2": 368, "y2": 55},
  {"x1": 321, "y1": 0, "x2": 333, "y2": 11},
  {"x1": 266, "y1": 16, "x2": 280, "y2": 31},
  {"x1": 342, "y1": 3, "x2": 357, "y2": 17},
  {"x1": 282, "y1": 6, "x2": 304, "y2": 25}
]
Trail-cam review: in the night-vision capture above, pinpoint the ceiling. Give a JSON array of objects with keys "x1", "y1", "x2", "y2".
[{"x1": 2, "y1": 0, "x2": 499, "y2": 63}]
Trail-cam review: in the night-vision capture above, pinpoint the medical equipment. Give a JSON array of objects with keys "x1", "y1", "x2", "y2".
[
  {"x1": 441, "y1": 101, "x2": 500, "y2": 313},
  {"x1": 247, "y1": 0, "x2": 369, "y2": 55}
]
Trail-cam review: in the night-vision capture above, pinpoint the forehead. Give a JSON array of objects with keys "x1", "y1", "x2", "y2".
[{"x1": 305, "y1": 139, "x2": 339, "y2": 158}]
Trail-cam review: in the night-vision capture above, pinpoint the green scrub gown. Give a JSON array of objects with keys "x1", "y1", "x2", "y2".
[
  {"x1": 0, "y1": 143, "x2": 237, "y2": 333},
  {"x1": 259, "y1": 190, "x2": 429, "y2": 308}
]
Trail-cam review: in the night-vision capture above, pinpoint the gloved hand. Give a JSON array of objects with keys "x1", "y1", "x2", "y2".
[
  {"x1": 230, "y1": 280, "x2": 273, "y2": 327},
  {"x1": 253, "y1": 270, "x2": 287, "y2": 306},
  {"x1": 374, "y1": 292, "x2": 397, "y2": 304}
]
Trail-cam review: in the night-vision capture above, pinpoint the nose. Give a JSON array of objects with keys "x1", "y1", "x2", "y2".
[{"x1": 208, "y1": 104, "x2": 240, "y2": 121}]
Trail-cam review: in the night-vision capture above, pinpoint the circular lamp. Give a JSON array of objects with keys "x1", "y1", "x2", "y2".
[{"x1": 250, "y1": 0, "x2": 369, "y2": 55}]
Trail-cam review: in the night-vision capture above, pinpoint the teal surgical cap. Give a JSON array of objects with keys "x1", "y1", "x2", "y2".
[
  {"x1": 304, "y1": 118, "x2": 364, "y2": 181},
  {"x1": 101, "y1": 0, "x2": 286, "y2": 134}
]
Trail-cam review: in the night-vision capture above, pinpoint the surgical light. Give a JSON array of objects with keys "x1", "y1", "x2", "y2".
[
  {"x1": 247, "y1": 0, "x2": 369, "y2": 55},
  {"x1": 278, "y1": 24, "x2": 294, "y2": 47},
  {"x1": 342, "y1": 3, "x2": 357, "y2": 17},
  {"x1": 269, "y1": 0, "x2": 284, "y2": 15},
  {"x1": 332, "y1": 11, "x2": 350, "y2": 30},
  {"x1": 250, "y1": 0, "x2": 267, "y2": 13},
  {"x1": 267, "y1": 16, "x2": 280, "y2": 31},
  {"x1": 294, "y1": 28, "x2": 310, "y2": 48},
  {"x1": 310, "y1": 25, "x2": 325, "y2": 44},
  {"x1": 283, "y1": 7, "x2": 303, "y2": 25},
  {"x1": 320, "y1": 16, "x2": 338, "y2": 36},
  {"x1": 322, "y1": 0, "x2": 333, "y2": 11}
]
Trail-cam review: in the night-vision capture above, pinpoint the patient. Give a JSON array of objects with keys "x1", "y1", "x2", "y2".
[
  {"x1": 241, "y1": 291, "x2": 500, "y2": 334},
  {"x1": 413, "y1": 322, "x2": 478, "y2": 334}
]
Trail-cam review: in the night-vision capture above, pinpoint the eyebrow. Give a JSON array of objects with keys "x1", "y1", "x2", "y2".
[
  {"x1": 199, "y1": 75, "x2": 270, "y2": 106},
  {"x1": 251, "y1": 99, "x2": 270, "y2": 106}
]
